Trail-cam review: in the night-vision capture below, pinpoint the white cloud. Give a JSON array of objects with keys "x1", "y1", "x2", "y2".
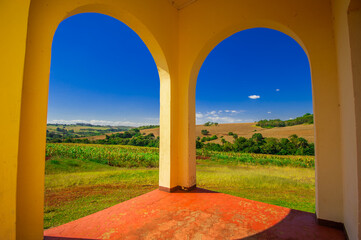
[
  {"x1": 276, "y1": 89, "x2": 280, "y2": 92},
  {"x1": 248, "y1": 95, "x2": 260, "y2": 99},
  {"x1": 267, "y1": 112, "x2": 272, "y2": 114},
  {"x1": 289, "y1": 118, "x2": 294, "y2": 120},
  {"x1": 195, "y1": 109, "x2": 248, "y2": 124},
  {"x1": 196, "y1": 113, "x2": 204, "y2": 118},
  {"x1": 47, "y1": 119, "x2": 158, "y2": 127},
  {"x1": 231, "y1": 110, "x2": 246, "y2": 114},
  {"x1": 206, "y1": 116, "x2": 241, "y2": 123},
  {"x1": 49, "y1": 109, "x2": 253, "y2": 127}
]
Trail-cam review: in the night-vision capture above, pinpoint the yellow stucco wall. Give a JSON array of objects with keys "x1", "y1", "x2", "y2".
[
  {"x1": 0, "y1": 0, "x2": 360, "y2": 239},
  {"x1": 348, "y1": 3, "x2": 361, "y2": 238},
  {"x1": 332, "y1": 0, "x2": 361, "y2": 238},
  {"x1": 0, "y1": 1, "x2": 31, "y2": 239},
  {"x1": 15, "y1": 0, "x2": 179, "y2": 239}
]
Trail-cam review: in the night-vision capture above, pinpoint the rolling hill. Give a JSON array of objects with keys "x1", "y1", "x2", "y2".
[{"x1": 83, "y1": 122, "x2": 314, "y2": 143}]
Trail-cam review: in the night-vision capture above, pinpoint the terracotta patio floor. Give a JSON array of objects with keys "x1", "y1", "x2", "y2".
[{"x1": 44, "y1": 188, "x2": 345, "y2": 240}]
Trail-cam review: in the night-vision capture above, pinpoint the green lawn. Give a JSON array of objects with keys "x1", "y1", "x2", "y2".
[
  {"x1": 44, "y1": 157, "x2": 158, "y2": 228},
  {"x1": 44, "y1": 156, "x2": 315, "y2": 229},
  {"x1": 197, "y1": 164, "x2": 314, "y2": 212}
]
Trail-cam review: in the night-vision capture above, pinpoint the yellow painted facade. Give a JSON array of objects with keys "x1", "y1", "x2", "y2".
[{"x1": 0, "y1": 0, "x2": 360, "y2": 239}]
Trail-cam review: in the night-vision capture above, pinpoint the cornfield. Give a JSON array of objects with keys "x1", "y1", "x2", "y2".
[
  {"x1": 46, "y1": 143, "x2": 159, "y2": 168},
  {"x1": 46, "y1": 143, "x2": 315, "y2": 168}
]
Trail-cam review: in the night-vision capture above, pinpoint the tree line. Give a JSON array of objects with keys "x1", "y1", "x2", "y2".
[
  {"x1": 50, "y1": 128, "x2": 159, "y2": 148},
  {"x1": 196, "y1": 133, "x2": 314, "y2": 156},
  {"x1": 256, "y1": 113, "x2": 313, "y2": 128},
  {"x1": 46, "y1": 127, "x2": 129, "y2": 141},
  {"x1": 46, "y1": 125, "x2": 159, "y2": 142},
  {"x1": 49, "y1": 129, "x2": 314, "y2": 156}
]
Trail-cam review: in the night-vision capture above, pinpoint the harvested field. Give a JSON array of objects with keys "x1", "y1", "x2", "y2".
[
  {"x1": 79, "y1": 132, "x2": 121, "y2": 140},
  {"x1": 47, "y1": 125, "x2": 110, "y2": 132},
  {"x1": 143, "y1": 123, "x2": 314, "y2": 143},
  {"x1": 82, "y1": 123, "x2": 314, "y2": 143}
]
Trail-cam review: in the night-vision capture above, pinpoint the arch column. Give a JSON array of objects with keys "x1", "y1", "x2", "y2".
[
  {"x1": 159, "y1": 65, "x2": 197, "y2": 191},
  {"x1": 159, "y1": 68, "x2": 179, "y2": 190},
  {"x1": 16, "y1": 5, "x2": 56, "y2": 239},
  {"x1": 173, "y1": 71, "x2": 197, "y2": 190}
]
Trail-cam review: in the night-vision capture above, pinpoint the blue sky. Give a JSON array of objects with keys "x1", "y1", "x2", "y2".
[{"x1": 48, "y1": 13, "x2": 312, "y2": 126}]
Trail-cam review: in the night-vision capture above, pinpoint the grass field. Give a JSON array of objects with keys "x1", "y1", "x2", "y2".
[
  {"x1": 47, "y1": 125, "x2": 112, "y2": 132},
  {"x1": 44, "y1": 143, "x2": 315, "y2": 229},
  {"x1": 44, "y1": 157, "x2": 158, "y2": 229}
]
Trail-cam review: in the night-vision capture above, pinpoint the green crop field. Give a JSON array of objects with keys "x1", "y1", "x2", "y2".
[{"x1": 44, "y1": 143, "x2": 315, "y2": 229}]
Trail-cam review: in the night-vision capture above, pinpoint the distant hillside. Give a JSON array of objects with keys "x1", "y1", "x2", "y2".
[
  {"x1": 87, "y1": 122, "x2": 314, "y2": 143},
  {"x1": 46, "y1": 124, "x2": 133, "y2": 142},
  {"x1": 256, "y1": 113, "x2": 314, "y2": 128}
]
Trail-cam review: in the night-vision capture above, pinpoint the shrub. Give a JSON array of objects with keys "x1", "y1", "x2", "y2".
[{"x1": 201, "y1": 129, "x2": 209, "y2": 135}]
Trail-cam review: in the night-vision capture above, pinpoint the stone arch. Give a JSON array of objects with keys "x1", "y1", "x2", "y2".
[
  {"x1": 189, "y1": 21, "x2": 309, "y2": 100},
  {"x1": 187, "y1": 22, "x2": 312, "y2": 167},
  {"x1": 186, "y1": 21, "x2": 317, "y2": 219},
  {"x1": 63, "y1": 5, "x2": 170, "y2": 73}
]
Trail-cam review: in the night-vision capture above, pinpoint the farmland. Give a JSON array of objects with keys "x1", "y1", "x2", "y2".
[
  {"x1": 88, "y1": 122, "x2": 314, "y2": 143},
  {"x1": 46, "y1": 124, "x2": 132, "y2": 140},
  {"x1": 44, "y1": 143, "x2": 315, "y2": 229},
  {"x1": 46, "y1": 143, "x2": 159, "y2": 168},
  {"x1": 46, "y1": 143, "x2": 315, "y2": 168}
]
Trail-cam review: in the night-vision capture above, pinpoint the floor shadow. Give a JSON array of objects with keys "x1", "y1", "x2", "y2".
[
  {"x1": 173, "y1": 187, "x2": 219, "y2": 193},
  {"x1": 44, "y1": 237, "x2": 98, "y2": 240},
  {"x1": 237, "y1": 209, "x2": 346, "y2": 240},
  {"x1": 44, "y1": 188, "x2": 346, "y2": 240}
]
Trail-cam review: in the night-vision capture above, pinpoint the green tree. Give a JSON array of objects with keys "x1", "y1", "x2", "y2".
[
  {"x1": 204, "y1": 122, "x2": 211, "y2": 126},
  {"x1": 252, "y1": 133, "x2": 264, "y2": 143}
]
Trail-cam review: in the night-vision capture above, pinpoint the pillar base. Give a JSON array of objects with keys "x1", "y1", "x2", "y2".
[{"x1": 159, "y1": 184, "x2": 197, "y2": 192}]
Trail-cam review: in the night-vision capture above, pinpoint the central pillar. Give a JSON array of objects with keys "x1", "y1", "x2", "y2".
[{"x1": 158, "y1": 66, "x2": 197, "y2": 192}]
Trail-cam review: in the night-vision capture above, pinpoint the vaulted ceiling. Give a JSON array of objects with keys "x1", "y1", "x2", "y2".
[{"x1": 168, "y1": 0, "x2": 198, "y2": 10}]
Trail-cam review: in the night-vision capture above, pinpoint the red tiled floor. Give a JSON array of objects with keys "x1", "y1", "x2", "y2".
[{"x1": 44, "y1": 188, "x2": 345, "y2": 240}]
